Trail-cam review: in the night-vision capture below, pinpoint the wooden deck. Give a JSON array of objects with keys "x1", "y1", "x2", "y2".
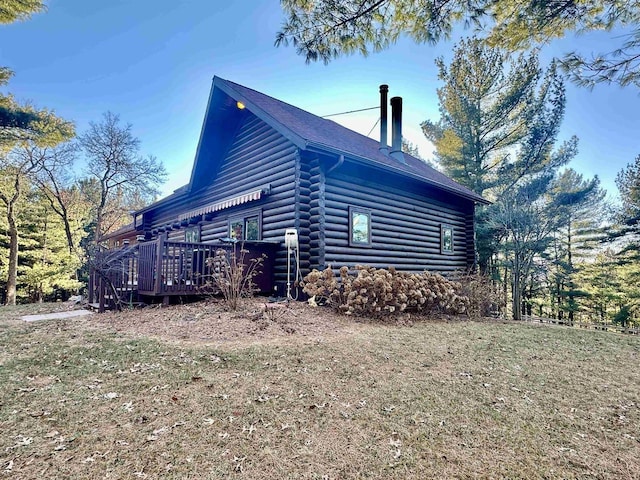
[{"x1": 89, "y1": 237, "x2": 278, "y2": 311}]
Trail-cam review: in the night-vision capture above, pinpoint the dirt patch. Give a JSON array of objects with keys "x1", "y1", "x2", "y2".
[{"x1": 80, "y1": 298, "x2": 365, "y2": 347}]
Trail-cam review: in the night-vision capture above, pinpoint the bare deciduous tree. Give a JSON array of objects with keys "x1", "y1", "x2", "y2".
[{"x1": 80, "y1": 112, "x2": 167, "y2": 242}]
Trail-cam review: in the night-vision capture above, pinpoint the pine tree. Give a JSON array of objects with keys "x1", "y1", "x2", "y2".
[
  {"x1": 422, "y1": 39, "x2": 577, "y2": 315},
  {"x1": 576, "y1": 251, "x2": 624, "y2": 324},
  {"x1": 547, "y1": 169, "x2": 606, "y2": 321},
  {"x1": 0, "y1": 0, "x2": 45, "y2": 24},
  {"x1": 277, "y1": 0, "x2": 640, "y2": 88},
  {"x1": 490, "y1": 174, "x2": 567, "y2": 320},
  {"x1": 18, "y1": 190, "x2": 81, "y2": 302},
  {"x1": 616, "y1": 154, "x2": 640, "y2": 240}
]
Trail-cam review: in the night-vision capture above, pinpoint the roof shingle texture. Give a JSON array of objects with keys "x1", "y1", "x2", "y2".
[{"x1": 222, "y1": 78, "x2": 485, "y2": 203}]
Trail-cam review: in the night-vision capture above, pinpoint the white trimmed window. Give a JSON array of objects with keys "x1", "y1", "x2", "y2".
[
  {"x1": 349, "y1": 207, "x2": 371, "y2": 246},
  {"x1": 441, "y1": 225, "x2": 454, "y2": 254}
]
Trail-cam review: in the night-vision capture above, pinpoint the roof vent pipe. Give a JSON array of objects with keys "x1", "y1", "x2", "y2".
[
  {"x1": 379, "y1": 84, "x2": 389, "y2": 154},
  {"x1": 390, "y1": 96, "x2": 405, "y2": 163}
]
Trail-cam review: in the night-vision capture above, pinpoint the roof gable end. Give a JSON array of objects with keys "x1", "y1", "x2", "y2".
[
  {"x1": 186, "y1": 77, "x2": 307, "y2": 193},
  {"x1": 185, "y1": 76, "x2": 487, "y2": 204}
]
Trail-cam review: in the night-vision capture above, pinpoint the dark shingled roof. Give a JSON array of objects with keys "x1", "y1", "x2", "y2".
[
  {"x1": 219, "y1": 77, "x2": 487, "y2": 204},
  {"x1": 100, "y1": 222, "x2": 136, "y2": 241}
]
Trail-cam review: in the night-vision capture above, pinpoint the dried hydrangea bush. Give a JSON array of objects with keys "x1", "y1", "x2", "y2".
[{"x1": 302, "y1": 265, "x2": 469, "y2": 317}]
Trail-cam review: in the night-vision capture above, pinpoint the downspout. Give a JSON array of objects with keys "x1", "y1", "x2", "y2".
[{"x1": 326, "y1": 154, "x2": 344, "y2": 175}]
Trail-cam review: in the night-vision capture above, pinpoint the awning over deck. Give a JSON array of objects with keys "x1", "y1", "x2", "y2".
[{"x1": 178, "y1": 187, "x2": 266, "y2": 222}]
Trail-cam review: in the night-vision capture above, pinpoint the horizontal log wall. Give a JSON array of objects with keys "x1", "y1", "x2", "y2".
[
  {"x1": 323, "y1": 165, "x2": 475, "y2": 274},
  {"x1": 295, "y1": 154, "x2": 314, "y2": 277},
  {"x1": 305, "y1": 156, "x2": 324, "y2": 273},
  {"x1": 140, "y1": 113, "x2": 478, "y2": 287},
  {"x1": 167, "y1": 229, "x2": 183, "y2": 242},
  {"x1": 144, "y1": 112, "x2": 298, "y2": 289}
]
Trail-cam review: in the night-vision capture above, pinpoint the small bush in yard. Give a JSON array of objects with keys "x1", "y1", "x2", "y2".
[
  {"x1": 302, "y1": 265, "x2": 469, "y2": 317},
  {"x1": 454, "y1": 271, "x2": 505, "y2": 319},
  {"x1": 204, "y1": 242, "x2": 265, "y2": 311}
]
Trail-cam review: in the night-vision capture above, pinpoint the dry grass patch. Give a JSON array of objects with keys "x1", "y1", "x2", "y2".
[
  {"x1": 84, "y1": 299, "x2": 360, "y2": 346},
  {"x1": 0, "y1": 302, "x2": 639, "y2": 479}
]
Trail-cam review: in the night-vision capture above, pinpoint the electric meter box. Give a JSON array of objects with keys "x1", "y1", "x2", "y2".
[{"x1": 284, "y1": 228, "x2": 298, "y2": 250}]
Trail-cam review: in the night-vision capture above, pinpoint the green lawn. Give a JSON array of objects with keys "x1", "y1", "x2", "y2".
[{"x1": 1, "y1": 304, "x2": 639, "y2": 479}]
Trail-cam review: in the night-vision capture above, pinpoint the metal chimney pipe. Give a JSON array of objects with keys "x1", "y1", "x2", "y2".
[
  {"x1": 379, "y1": 84, "x2": 389, "y2": 154},
  {"x1": 390, "y1": 96, "x2": 405, "y2": 163}
]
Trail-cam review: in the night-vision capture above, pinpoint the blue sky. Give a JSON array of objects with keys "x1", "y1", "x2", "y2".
[{"x1": 1, "y1": 0, "x2": 638, "y2": 200}]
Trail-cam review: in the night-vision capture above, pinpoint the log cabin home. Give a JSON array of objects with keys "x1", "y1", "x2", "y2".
[{"x1": 91, "y1": 77, "x2": 488, "y2": 309}]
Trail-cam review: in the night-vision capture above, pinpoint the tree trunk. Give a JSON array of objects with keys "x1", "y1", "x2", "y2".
[
  {"x1": 554, "y1": 239, "x2": 561, "y2": 319},
  {"x1": 61, "y1": 207, "x2": 75, "y2": 253},
  {"x1": 503, "y1": 263, "x2": 508, "y2": 318},
  {"x1": 1, "y1": 160, "x2": 35, "y2": 305},
  {"x1": 95, "y1": 212, "x2": 103, "y2": 245},
  {"x1": 567, "y1": 222, "x2": 574, "y2": 322},
  {"x1": 512, "y1": 253, "x2": 522, "y2": 321},
  {"x1": 6, "y1": 208, "x2": 19, "y2": 305},
  {"x1": 95, "y1": 184, "x2": 109, "y2": 244},
  {"x1": 57, "y1": 207, "x2": 81, "y2": 290},
  {"x1": 526, "y1": 272, "x2": 534, "y2": 316},
  {"x1": 512, "y1": 286, "x2": 522, "y2": 320}
]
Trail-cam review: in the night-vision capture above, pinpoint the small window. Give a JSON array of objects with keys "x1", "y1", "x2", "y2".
[
  {"x1": 229, "y1": 212, "x2": 261, "y2": 241},
  {"x1": 230, "y1": 219, "x2": 244, "y2": 240},
  {"x1": 441, "y1": 225, "x2": 454, "y2": 254},
  {"x1": 349, "y1": 207, "x2": 371, "y2": 246},
  {"x1": 245, "y1": 216, "x2": 259, "y2": 240},
  {"x1": 185, "y1": 226, "x2": 200, "y2": 243}
]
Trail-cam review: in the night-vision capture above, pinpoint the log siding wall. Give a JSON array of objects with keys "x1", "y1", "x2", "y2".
[
  {"x1": 145, "y1": 112, "x2": 298, "y2": 288},
  {"x1": 141, "y1": 114, "x2": 478, "y2": 291},
  {"x1": 295, "y1": 152, "x2": 312, "y2": 275},
  {"x1": 322, "y1": 167, "x2": 475, "y2": 274},
  {"x1": 306, "y1": 156, "x2": 325, "y2": 271}
]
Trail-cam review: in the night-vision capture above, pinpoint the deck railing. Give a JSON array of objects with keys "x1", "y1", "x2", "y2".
[
  {"x1": 88, "y1": 245, "x2": 140, "y2": 311},
  {"x1": 139, "y1": 239, "x2": 220, "y2": 295},
  {"x1": 137, "y1": 237, "x2": 278, "y2": 297},
  {"x1": 90, "y1": 237, "x2": 278, "y2": 310}
]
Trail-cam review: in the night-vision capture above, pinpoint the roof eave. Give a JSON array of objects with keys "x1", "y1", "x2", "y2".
[
  {"x1": 185, "y1": 78, "x2": 218, "y2": 192},
  {"x1": 214, "y1": 77, "x2": 308, "y2": 150},
  {"x1": 99, "y1": 222, "x2": 136, "y2": 241},
  {"x1": 305, "y1": 142, "x2": 489, "y2": 205},
  {"x1": 134, "y1": 189, "x2": 188, "y2": 216}
]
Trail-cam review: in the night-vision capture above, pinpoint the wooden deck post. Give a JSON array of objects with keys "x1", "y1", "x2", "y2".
[
  {"x1": 154, "y1": 234, "x2": 165, "y2": 295},
  {"x1": 98, "y1": 276, "x2": 105, "y2": 313},
  {"x1": 88, "y1": 270, "x2": 94, "y2": 303}
]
